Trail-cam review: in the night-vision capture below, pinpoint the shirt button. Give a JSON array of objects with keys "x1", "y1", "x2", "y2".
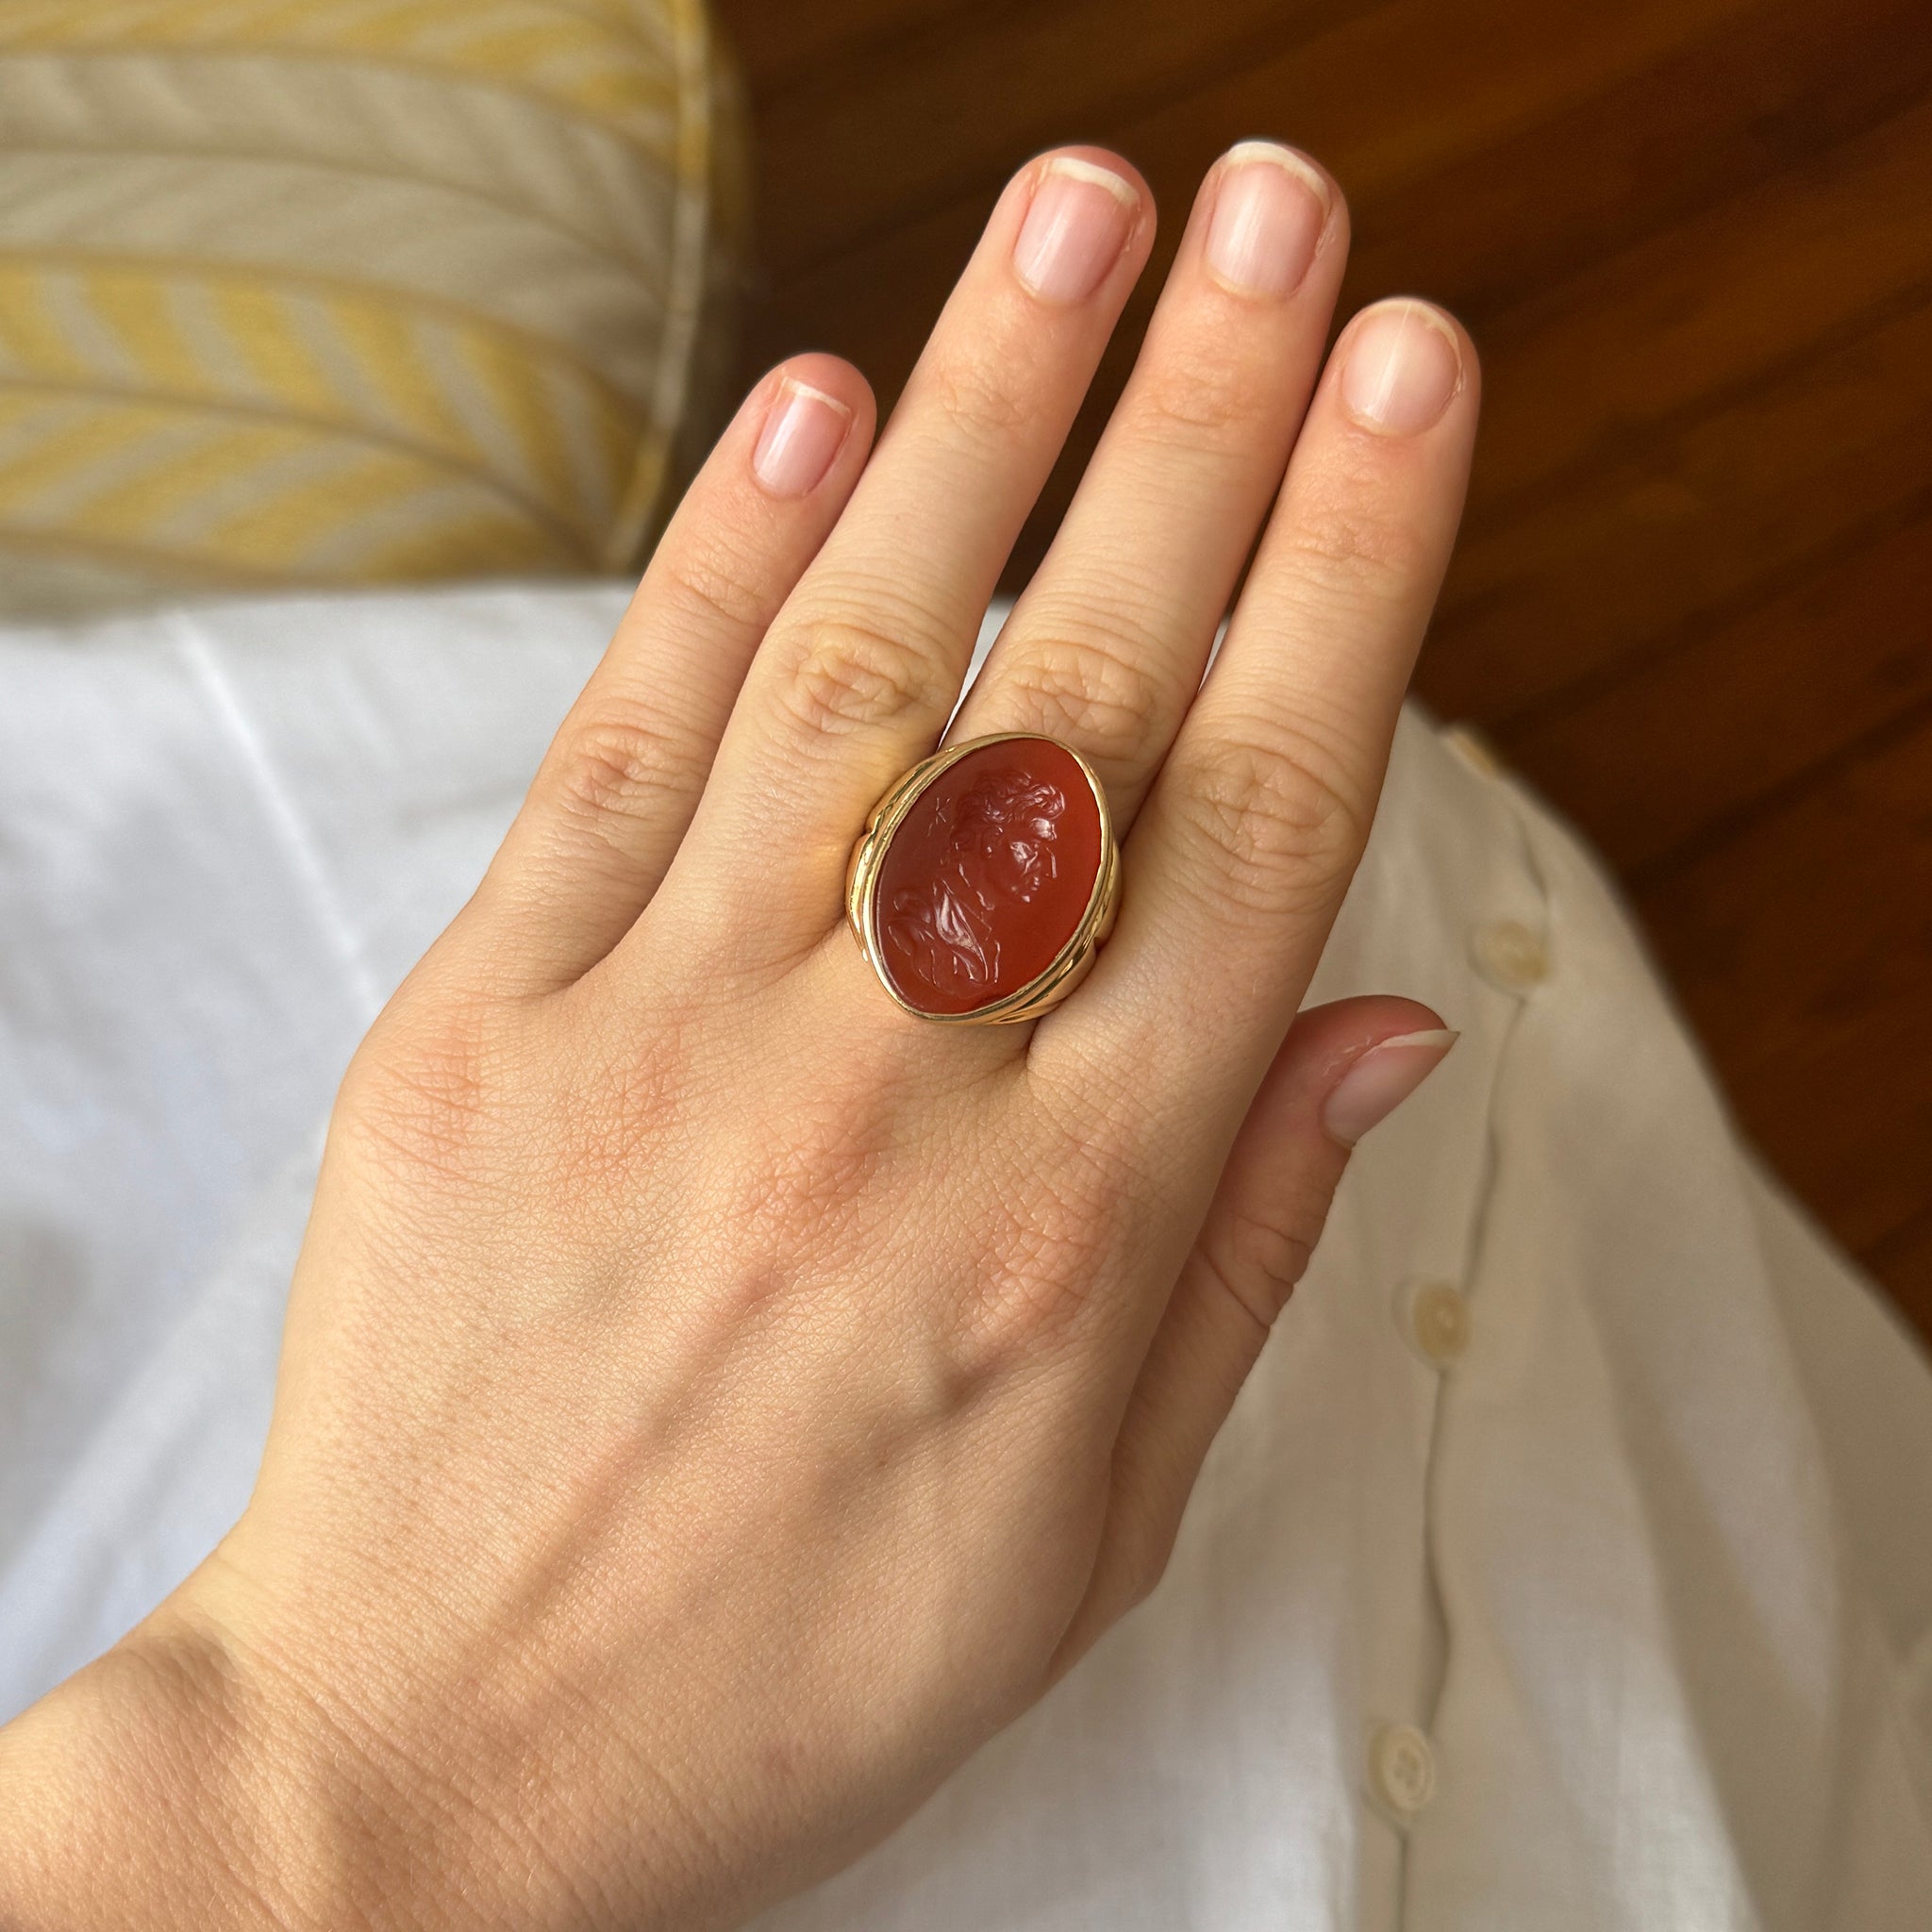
[
  {"x1": 1369, "y1": 1723, "x2": 1439, "y2": 1821},
  {"x1": 1402, "y1": 1280, "x2": 1472, "y2": 1370},
  {"x1": 1472, "y1": 918, "x2": 1550, "y2": 992}
]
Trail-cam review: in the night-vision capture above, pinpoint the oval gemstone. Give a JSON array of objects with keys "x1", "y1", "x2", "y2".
[{"x1": 873, "y1": 737, "x2": 1105, "y2": 1016}]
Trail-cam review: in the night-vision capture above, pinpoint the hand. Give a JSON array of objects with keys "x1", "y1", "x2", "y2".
[{"x1": 0, "y1": 142, "x2": 1476, "y2": 1929}]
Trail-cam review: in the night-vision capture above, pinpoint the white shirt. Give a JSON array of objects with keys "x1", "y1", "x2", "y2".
[{"x1": 3, "y1": 586, "x2": 1929, "y2": 1929}]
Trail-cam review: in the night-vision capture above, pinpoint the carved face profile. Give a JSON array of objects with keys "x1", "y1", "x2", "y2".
[
  {"x1": 884, "y1": 766, "x2": 1067, "y2": 995},
  {"x1": 867, "y1": 736, "x2": 1107, "y2": 1018},
  {"x1": 949, "y1": 768, "x2": 1065, "y2": 905}
]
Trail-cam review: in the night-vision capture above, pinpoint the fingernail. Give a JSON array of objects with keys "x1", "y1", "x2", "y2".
[
  {"x1": 752, "y1": 378, "x2": 853, "y2": 498},
  {"x1": 1205, "y1": 141, "x2": 1329, "y2": 298},
  {"x1": 1340, "y1": 300, "x2": 1464, "y2": 436},
  {"x1": 1323, "y1": 1028, "x2": 1457, "y2": 1147},
  {"x1": 1013, "y1": 157, "x2": 1140, "y2": 305}
]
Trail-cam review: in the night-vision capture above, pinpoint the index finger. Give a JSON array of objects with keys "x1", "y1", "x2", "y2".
[{"x1": 1041, "y1": 297, "x2": 1480, "y2": 1113}]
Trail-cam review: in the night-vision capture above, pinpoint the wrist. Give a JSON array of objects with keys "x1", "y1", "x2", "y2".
[
  {"x1": 0, "y1": 1582, "x2": 513, "y2": 1931},
  {"x1": 0, "y1": 1547, "x2": 704, "y2": 1932},
  {"x1": 0, "y1": 1596, "x2": 299, "y2": 1930}
]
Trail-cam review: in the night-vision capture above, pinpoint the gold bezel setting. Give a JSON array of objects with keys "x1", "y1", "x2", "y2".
[{"x1": 845, "y1": 732, "x2": 1121, "y2": 1025}]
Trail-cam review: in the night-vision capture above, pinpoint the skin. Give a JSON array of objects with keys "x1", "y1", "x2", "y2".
[{"x1": 0, "y1": 142, "x2": 1478, "y2": 1930}]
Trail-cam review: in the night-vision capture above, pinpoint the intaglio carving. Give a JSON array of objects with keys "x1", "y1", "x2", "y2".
[
  {"x1": 858, "y1": 734, "x2": 1111, "y2": 1020},
  {"x1": 883, "y1": 765, "x2": 1068, "y2": 999}
]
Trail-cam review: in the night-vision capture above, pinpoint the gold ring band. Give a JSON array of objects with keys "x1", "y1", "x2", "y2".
[{"x1": 846, "y1": 732, "x2": 1121, "y2": 1025}]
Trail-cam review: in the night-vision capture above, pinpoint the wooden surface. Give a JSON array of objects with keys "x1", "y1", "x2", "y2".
[{"x1": 714, "y1": 0, "x2": 1932, "y2": 1346}]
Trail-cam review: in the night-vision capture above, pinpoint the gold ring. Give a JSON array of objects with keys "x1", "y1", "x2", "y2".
[{"x1": 846, "y1": 732, "x2": 1121, "y2": 1025}]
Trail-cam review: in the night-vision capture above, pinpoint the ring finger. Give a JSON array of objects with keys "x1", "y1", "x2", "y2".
[{"x1": 1053, "y1": 296, "x2": 1480, "y2": 1116}]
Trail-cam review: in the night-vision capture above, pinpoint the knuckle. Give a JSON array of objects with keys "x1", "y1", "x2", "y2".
[
  {"x1": 1203, "y1": 1206, "x2": 1316, "y2": 1332},
  {"x1": 999, "y1": 623, "x2": 1170, "y2": 768},
  {"x1": 777, "y1": 611, "x2": 949, "y2": 740},
  {"x1": 1279, "y1": 479, "x2": 1433, "y2": 606},
  {"x1": 550, "y1": 707, "x2": 688, "y2": 842},
  {"x1": 923, "y1": 347, "x2": 1035, "y2": 444},
  {"x1": 340, "y1": 998, "x2": 513, "y2": 1184},
  {"x1": 550, "y1": 989, "x2": 693, "y2": 1194},
  {"x1": 660, "y1": 533, "x2": 774, "y2": 636},
  {"x1": 1136, "y1": 341, "x2": 1254, "y2": 442},
  {"x1": 1171, "y1": 724, "x2": 1369, "y2": 915},
  {"x1": 959, "y1": 1145, "x2": 1131, "y2": 1370},
  {"x1": 703, "y1": 1042, "x2": 912, "y2": 1295},
  {"x1": 736, "y1": 1092, "x2": 892, "y2": 1264}
]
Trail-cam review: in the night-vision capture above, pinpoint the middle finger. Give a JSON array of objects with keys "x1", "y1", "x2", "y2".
[
  {"x1": 664, "y1": 147, "x2": 1155, "y2": 971},
  {"x1": 954, "y1": 142, "x2": 1350, "y2": 831}
]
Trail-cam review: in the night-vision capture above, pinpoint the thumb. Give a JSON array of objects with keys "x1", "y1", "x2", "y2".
[{"x1": 1053, "y1": 996, "x2": 1457, "y2": 1674}]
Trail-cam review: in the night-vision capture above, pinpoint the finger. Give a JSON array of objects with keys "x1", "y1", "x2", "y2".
[
  {"x1": 659, "y1": 149, "x2": 1155, "y2": 970},
  {"x1": 462, "y1": 355, "x2": 877, "y2": 994},
  {"x1": 955, "y1": 143, "x2": 1347, "y2": 829},
  {"x1": 1053, "y1": 997, "x2": 1456, "y2": 1670},
  {"x1": 1044, "y1": 298, "x2": 1479, "y2": 1103}
]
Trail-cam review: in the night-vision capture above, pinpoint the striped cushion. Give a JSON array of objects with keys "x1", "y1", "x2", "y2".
[{"x1": 0, "y1": 0, "x2": 744, "y2": 619}]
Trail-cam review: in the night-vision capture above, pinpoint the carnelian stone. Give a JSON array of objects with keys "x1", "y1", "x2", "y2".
[{"x1": 874, "y1": 737, "x2": 1104, "y2": 1016}]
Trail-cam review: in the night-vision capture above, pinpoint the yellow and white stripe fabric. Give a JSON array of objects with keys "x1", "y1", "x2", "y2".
[{"x1": 0, "y1": 0, "x2": 741, "y2": 619}]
